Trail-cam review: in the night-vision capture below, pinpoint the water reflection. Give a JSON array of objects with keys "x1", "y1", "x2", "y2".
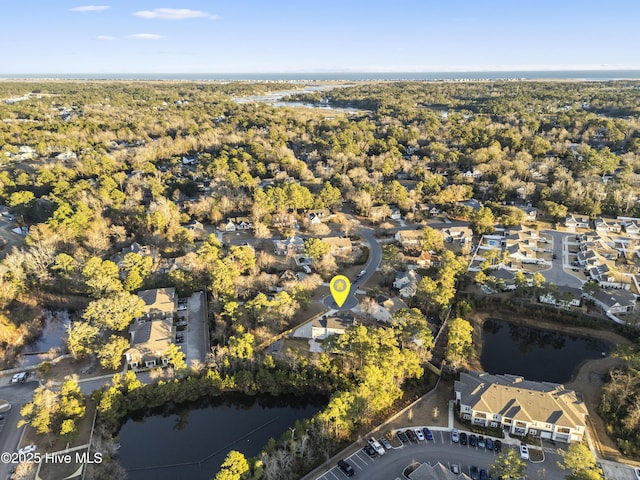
[
  {"x1": 480, "y1": 318, "x2": 610, "y2": 383},
  {"x1": 18, "y1": 309, "x2": 70, "y2": 367},
  {"x1": 118, "y1": 394, "x2": 324, "y2": 480}
]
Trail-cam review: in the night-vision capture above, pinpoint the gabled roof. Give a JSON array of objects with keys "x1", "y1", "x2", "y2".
[
  {"x1": 455, "y1": 371, "x2": 587, "y2": 430},
  {"x1": 593, "y1": 289, "x2": 637, "y2": 308},
  {"x1": 323, "y1": 236, "x2": 352, "y2": 249},
  {"x1": 138, "y1": 288, "x2": 176, "y2": 317}
]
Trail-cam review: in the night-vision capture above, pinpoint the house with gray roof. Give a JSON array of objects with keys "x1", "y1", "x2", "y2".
[
  {"x1": 393, "y1": 269, "x2": 422, "y2": 298},
  {"x1": 455, "y1": 371, "x2": 588, "y2": 442},
  {"x1": 584, "y1": 289, "x2": 637, "y2": 316},
  {"x1": 408, "y1": 462, "x2": 471, "y2": 480},
  {"x1": 273, "y1": 235, "x2": 305, "y2": 256},
  {"x1": 293, "y1": 312, "x2": 354, "y2": 340}
]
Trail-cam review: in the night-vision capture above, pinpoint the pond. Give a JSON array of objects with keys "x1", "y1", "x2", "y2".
[
  {"x1": 18, "y1": 309, "x2": 70, "y2": 367},
  {"x1": 117, "y1": 394, "x2": 325, "y2": 480},
  {"x1": 480, "y1": 318, "x2": 611, "y2": 383}
]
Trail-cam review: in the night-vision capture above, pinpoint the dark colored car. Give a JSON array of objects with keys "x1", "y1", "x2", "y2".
[
  {"x1": 406, "y1": 429, "x2": 418, "y2": 443},
  {"x1": 470, "y1": 465, "x2": 480, "y2": 480},
  {"x1": 363, "y1": 444, "x2": 377, "y2": 459},
  {"x1": 480, "y1": 469, "x2": 488, "y2": 480},
  {"x1": 423, "y1": 427, "x2": 434, "y2": 441},
  {"x1": 337, "y1": 459, "x2": 355, "y2": 477},
  {"x1": 460, "y1": 432, "x2": 468, "y2": 445},
  {"x1": 486, "y1": 438, "x2": 493, "y2": 451},
  {"x1": 469, "y1": 434, "x2": 477, "y2": 447},
  {"x1": 494, "y1": 439, "x2": 502, "y2": 452},
  {"x1": 396, "y1": 430, "x2": 409, "y2": 444}
]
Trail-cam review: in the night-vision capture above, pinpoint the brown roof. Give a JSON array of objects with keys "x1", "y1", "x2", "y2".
[{"x1": 456, "y1": 372, "x2": 587, "y2": 430}]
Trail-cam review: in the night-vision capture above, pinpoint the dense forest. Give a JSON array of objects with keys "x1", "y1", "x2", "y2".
[{"x1": 1, "y1": 79, "x2": 640, "y2": 477}]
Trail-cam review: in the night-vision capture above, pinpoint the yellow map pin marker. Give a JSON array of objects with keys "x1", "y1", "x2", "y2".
[{"x1": 329, "y1": 275, "x2": 350, "y2": 308}]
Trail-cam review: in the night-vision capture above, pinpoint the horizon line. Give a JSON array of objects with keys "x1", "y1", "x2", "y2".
[{"x1": 2, "y1": 67, "x2": 640, "y2": 75}]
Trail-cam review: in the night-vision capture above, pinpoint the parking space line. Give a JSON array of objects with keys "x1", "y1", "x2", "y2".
[{"x1": 349, "y1": 452, "x2": 368, "y2": 467}]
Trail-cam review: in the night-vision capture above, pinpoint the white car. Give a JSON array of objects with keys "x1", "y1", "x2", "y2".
[
  {"x1": 368, "y1": 437, "x2": 385, "y2": 456},
  {"x1": 415, "y1": 429, "x2": 425, "y2": 441},
  {"x1": 18, "y1": 445, "x2": 36, "y2": 455},
  {"x1": 11, "y1": 372, "x2": 28, "y2": 383},
  {"x1": 177, "y1": 305, "x2": 188, "y2": 311},
  {"x1": 635, "y1": 468, "x2": 640, "y2": 480},
  {"x1": 451, "y1": 428, "x2": 460, "y2": 443},
  {"x1": 520, "y1": 443, "x2": 529, "y2": 460}
]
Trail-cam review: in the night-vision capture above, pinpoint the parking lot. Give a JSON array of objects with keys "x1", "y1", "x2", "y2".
[
  {"x1": 178, "y1": 291, "x2": 207, "y2": 367},
  {"x1": 315, "y1": 428, "x2": 568, "y2": 480}
]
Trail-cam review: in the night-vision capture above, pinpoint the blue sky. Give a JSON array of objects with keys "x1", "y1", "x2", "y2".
[{"x1": 1, "y1": 0, "x2": 639, "y2": 73}]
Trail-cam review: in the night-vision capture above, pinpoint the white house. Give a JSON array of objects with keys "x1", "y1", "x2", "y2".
[
  {"x1": 292, "y1": 313, "x2": 354, "y2": 340},
  {"x1": 584, "y1": 289, "x2": 637, "y2": 316},
  {"x1": 565, "y1": 214, "x2": 590, "y2": 231},
  {"x1": 393, "y1": 269, "x2": 422, "y2": 298},
  {"x1": 539, "y1": 285, "x2": 582, "y2": 309},
  {"x1": 455, "y1": 371, "x2": 588, "y2": 443}
]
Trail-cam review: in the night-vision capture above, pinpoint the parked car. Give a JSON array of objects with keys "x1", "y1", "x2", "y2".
[
  {"x1": 469, "y1": 434, "x2": 477, "y2": 447},
  {"x1": 368, "y1": 437, "x2": 385, "y2": 456},
  {"x1": 379, "y1": 436, "x2": 392, "y2": 450},
  {"x1": 397, "y1": 430, "x2": 409, "y2": 444},
  {"x1": 423, "y1": 427, "x2": 433, "y2": 441},
  {"x1": 18, "y1": 445, "x2": 36, "y2": 455},
  {"x1": 470, "y1": 465, "x2": 480, "y2": 480},
  {"x1": 177, "y1": 304, "x2": 188, "y2": 311},
  {"x1": 451, "y1": 464, "x2": 460, "y2": 475},
  {"x1": 485, "y1": 438, "x2": 493, "y2": 451},
  {"x1": 406, "y1": 429, "x2": 418, "y2": 443},
  {"x1": 415, "y1": 428, "x2": 425, "y2": 441},
  {"x1": 480, "y1": 469, "x2": 488, "y2": 480},
  {"x1": 477, "y1": 435, "x2": 485, "y2": 448},
  {"x1": 494, "y1": 439, "x2": 502, "y2": 452},
  {"x1": 520, "y1": 443, "x2": 530, "y2": 460},
  {"x1": 635, "y1": 468, "x2": 640, "y2": 480},
  {"x1": 460, "y1": 432, "x2": 468, "y2": 445},
  {"x1": 363, "y1": 444, "x2": 377, "y2": 459},
  {"x1": 337, "y1": 460, "x2": 355, "y2": 477},
  {"x1": 11, "y1": 372, "x2": 28, "y2": 383},
  {"x1": 451, "y1": 428, "x2": 460, "y2": 443}
]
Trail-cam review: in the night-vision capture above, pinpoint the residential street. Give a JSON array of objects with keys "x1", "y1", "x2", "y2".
[
  {"x1": 540, "y1": 230, "x2": 583, "y2": 288},
  {"x1": 0, "y1": 381, "x2": 37, "y2": 480}
]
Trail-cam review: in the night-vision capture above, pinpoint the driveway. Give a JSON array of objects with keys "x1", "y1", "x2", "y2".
[{"x1": 183, "y1": 291, "x2": 207, "y2": 367}]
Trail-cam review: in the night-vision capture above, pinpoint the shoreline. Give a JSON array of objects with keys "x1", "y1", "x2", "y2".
[{"x1": 468, "y1": 310, "x2": 631, "y2": 461}]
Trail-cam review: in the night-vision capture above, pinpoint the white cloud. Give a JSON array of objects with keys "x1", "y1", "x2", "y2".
[
  {"x1": 129, "y1": 33, "x2": 165, "y2": 40},
  {"x1": 70, "y1": 5, "x2": 110, "y2": 12},
  {"x1": 96, "y1": 35, "x2": 116, "y2": 41},
  {"x1": 133, "y1": 8, "x2": 218, "y2": 20}
]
